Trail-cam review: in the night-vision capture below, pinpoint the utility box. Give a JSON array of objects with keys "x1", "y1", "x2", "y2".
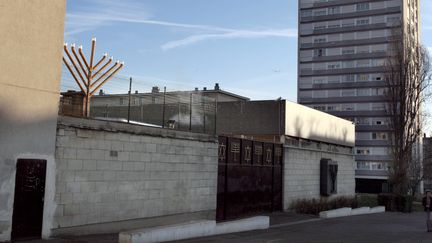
[{"x1": 320, "y1": 158, "x2": 338, "y2": 196}]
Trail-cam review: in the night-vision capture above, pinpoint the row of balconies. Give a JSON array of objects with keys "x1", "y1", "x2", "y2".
[{"x1": 300, "y1": 6, "x2": 401, "y2": 23}]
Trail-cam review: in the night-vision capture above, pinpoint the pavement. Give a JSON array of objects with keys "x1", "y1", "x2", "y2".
[
  {"x1": 177, "y1": 212, "x2": 432, "y2": 243},
  {"x1": 15, "y1": 212, "x2": 432, "y2": 243}
]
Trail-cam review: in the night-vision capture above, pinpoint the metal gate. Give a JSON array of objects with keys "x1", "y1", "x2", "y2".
[
  {"x1": 12, "y1": 159, "x2": 47, "y2": 240},
  {"x1": 216, "y1": 136, "x2": 283, "y2": 221}
]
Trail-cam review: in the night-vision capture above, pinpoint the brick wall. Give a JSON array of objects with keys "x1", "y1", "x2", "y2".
[
  {"x1": 283, "y1": 142, "x2": 356, "y2": 209},
  {"x1": 52, "y1": 117, "x2": 218, "y2": 233}
]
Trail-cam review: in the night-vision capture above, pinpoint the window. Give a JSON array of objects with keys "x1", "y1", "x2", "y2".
[
  {"x1": 342, "y1": 49, "x2": 355, "y2": 55},
  {"x1": 342, "y1": 21, "x2": 355, "y2": 27},
  {"x1": 327, "y1": 105, "x2": 340, "y2": 111},
  {"x1": 357, "y1": 60, "x2": 370, "y2": 67},
  {"x1": 372, "y1": 88, "x2": 385, "y2": 95},
  {"x1": 313, "y1": 90, "x2": 326, "y2": 98},
  {"x1": 342, "y1": 89, "x2": 356, "y2": 97},
  {"x1": 343, "y1": 75, "x2": 355, "y2": 82},
  {"x1": 314, "y1": 10, "x2": 327, "y2": 16},
  {"x1": 371, "y1": 162, "x2": 385, "y2": 170},
  {"x1": 357, "y1": 162, "x2": 369, "y2": 170},
  {"x1": 342, "y1": 103, "x2": 354, "y2": 111},
  {"x1": 314, "y1": 38, "x2": 327, "y2": 43},
  {"x1": 374, "y1": 75, "x2": 383, "y2": 81},
  {"x1": 356, "y1": 19, "x2": 370, "y2": 26},
  {"x1": 313, "y1": 78, "x2": 325, "y2": 84},
  {"x1": 371, "y1": 59, "x2": 385, "y2": 67},
  {"x1": 343, "y1": 61, "x2": 355, "y2": 68},
  {"x1": 356, "y1": 3, "x2": 370, "y2": 11},
  {"x1": 356, "y1": 149, "x2": 370, "y2": 155},
  {"x1": 328, "y1": 6, "x2": 340, "y2": 15},
  {"x1": 314, "y1": 49, "x2": 325, "y2": 57},
  {"x1": 372, "y1": 103, "x2": 385, "y2": 110},
  {"x1": 372, "y1": 132, "x2": 387, "y2": 140},
  {"x1": 328, "y1": 24, "x2": 340, "y2": 29},
  {"x1": 302, "y1": 10, "x2": 313, "y2": 17},
  {"x1": 328, "y1": 90, "x2": 340, "y2": 97},
  {"x1": 313, "y1": 105, "x2": 326, "y2": 111},
  {"x1": 328, "y1": 63, "x2": 340, "y2": 69},
  {"x1": 356, "y1": 103, "x2": 370, "y2": 111},
  {"x1": 328, "y1": 76, "x2": 340, "y2": 83},
  {"x1": 120, "y1": 98, "x2": 125, "y2": 105},
  {"x1": 357, "y1": 74, "x2": 369, "y2": 81},
  {"x1": 356, "y1": 118, "x2": 370, "y2": 125},
  {"x1": 357, "y1": 89, "x2": 370, "y2": 96},
  {"x1": 314, "y1": 25, "x2": 326, "y2": 30},
  {"x1": 357, "y1": 46, "x2": 369, "y2": 53}
]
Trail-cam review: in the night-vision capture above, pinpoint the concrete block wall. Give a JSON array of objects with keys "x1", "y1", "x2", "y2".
[
  {"x1": 283, "y1": 145, "x2": 356, "y2": 210},
  {"x1": 52, "y1": 117, "x2": 218, "y2": 234}
]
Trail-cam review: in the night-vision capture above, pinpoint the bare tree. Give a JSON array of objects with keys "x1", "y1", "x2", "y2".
[{"x1": 385, "y1": 29, "x2": 432, "y2": 196}]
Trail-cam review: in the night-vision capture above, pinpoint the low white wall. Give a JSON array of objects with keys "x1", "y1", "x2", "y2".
[
  {"x1": 50, "y1": 117, "x2": 218, "y2": 235},
  {"x1": 283, "y1": 142, "x2": 356, "y2": 209}
]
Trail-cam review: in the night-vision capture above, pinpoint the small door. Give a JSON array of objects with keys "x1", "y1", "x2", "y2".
[{"x1": 11, "y1": 159, "x2": 47, "y2": 240}]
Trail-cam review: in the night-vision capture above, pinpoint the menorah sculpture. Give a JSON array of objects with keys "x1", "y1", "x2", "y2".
[{"x1": 62, "y1": 38, "x2": 124, "y2": 117}]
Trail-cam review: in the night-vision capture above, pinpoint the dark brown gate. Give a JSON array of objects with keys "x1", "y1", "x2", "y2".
[
  {"x1": 217, "y1": 136, "x2": 283, "y2": 221},
  {"x1": 12, "y1": 159, "x2": 47, "y2": 240}
]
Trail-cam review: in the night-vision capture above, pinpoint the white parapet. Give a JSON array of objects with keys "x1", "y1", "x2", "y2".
[
  {"x1": 119, "y1": 216, "x2": 270, "y2": 243},
  {"x1": 351, "y1": 207, "x2": 371, "y2": 216},
  {"x1": 319, "y1": 207, "x2": 352, "y2": 218},
  {"x1": 369, "y1": 206, "x2": 386, "y2": 214},
  {"x1": 320, "y1": 206, "x2": 386, "y2": 219},
  {"x1": 214, "y1": 216, "x2": 269, "y2": 235}
]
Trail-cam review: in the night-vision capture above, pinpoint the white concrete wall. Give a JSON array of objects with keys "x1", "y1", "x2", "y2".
[
  {"x1": 283, "y1": 144, "x2": 356, "y2": 209},
  {"x1": 285, "y1": 101, "x2": 355, "y2": 147},
  {"x1": 0, "y1": 0, "x2": 66, "y2": 241},
  {"x1": 51, "y1": 117, "x2": 218, "y2": 235}
]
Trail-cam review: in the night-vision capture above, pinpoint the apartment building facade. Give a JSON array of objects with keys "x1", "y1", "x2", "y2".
[{"x1": 297, "y1": 0, "x2": 420, "y2": 193}]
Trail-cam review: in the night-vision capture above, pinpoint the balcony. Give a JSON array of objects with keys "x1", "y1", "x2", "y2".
[
  {"x1": 300, "y1": 0, "x2": 374, "y2": 10},
  {"x1": 356, "y1": 125, "x2": 392, "y2": 132},
  {"x1": 300, "y1": 37, "x2": 395, "y2": 50},
  {"x1": 301, "y1": 23, "x2": 389, "y2": 36},
  {"x1": 301, "y1": 81, "x2": 387, "y2": 90},
  {"x1": 300, "y1": 66, "x2": 386, "y2": 76},
  {"x1": 355, "y1": 154, "x2": 392, "y2": 161},
  {"x1": 356, "y1": 140, "x2": 391, "y2": 146},
  {"x1": 300, "y1": 7, "x2": 401, "y2": 23},
  {"x1": 323, "y1": 110, "x2": 389, "y2": 117},
  {"x1": 300, "y1": 51, "x2": 389, "y2": 63},
  {"x1": 299, "y1": 95, "x2": 386, "y2": 104}
]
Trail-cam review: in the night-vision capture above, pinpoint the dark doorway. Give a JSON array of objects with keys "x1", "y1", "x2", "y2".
[
  {"x1": 355, "y1": 178, "x2": 387, "y2": 194},
  {"x1": 11, "y1": 159, "x2": 47, "y2": 240},
  {"x1": 216, "y1": 136, "x2": 283, "y2": 221}
]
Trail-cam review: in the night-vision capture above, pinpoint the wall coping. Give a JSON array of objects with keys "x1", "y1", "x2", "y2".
[
  {"x1": 57, "y1": 116, "x2": 217, "y2": 143},
  {"x1": 284, "y1": 145, "x2": 354, "y2": 157}
]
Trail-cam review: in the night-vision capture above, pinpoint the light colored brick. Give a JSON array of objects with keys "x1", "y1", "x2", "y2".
[
  {"x1": 76, "y1": 149, "x2": 92, "y2": 160},
  {"x1": 83, "y1": 160, "x2": 97, "y2": 170},
  {"x1": 63, "y1": 148, "x2": 77, "y2": 159}
]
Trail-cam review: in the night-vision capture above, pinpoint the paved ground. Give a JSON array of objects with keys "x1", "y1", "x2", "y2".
[
  {"x1": 16, "y1": 212, "x2": 432, "y2": 243},
  {"x1": 177, "y1": 212, "x2": 432, "y2": 243}
]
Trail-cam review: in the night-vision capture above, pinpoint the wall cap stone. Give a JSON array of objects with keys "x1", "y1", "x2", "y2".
[{"x1": 58, "y1": 116, "x2": 217, "y2": 143}]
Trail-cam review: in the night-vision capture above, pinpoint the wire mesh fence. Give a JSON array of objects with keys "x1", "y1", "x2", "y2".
[{"x1": 59, "y1": 66, "x2": 217, "y2": 135}]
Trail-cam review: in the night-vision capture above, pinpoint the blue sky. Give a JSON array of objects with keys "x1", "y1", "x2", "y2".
[
  {"x1": 63, "y1": 0, "x2": 432, "y2": 102},
  {"x1": 63, "y1": 0, "x2": 297, "y2": 100}
]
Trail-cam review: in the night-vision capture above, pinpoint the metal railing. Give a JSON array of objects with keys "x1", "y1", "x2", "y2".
[{"x1": 59, "y1": 69, "x2": 217, "y2": 135}]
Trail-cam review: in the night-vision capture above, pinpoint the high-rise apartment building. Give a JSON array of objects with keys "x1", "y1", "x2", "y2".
[{"x1": 297, "y1": 0, "x2": 420, "y2": 193}]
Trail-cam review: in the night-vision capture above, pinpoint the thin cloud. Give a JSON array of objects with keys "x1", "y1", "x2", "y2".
[
  {"x1": 161, "y1": 29, "x2": 297, "y2": 51},
  {"x1": 66, "y1": 0, "x2": 297, "y2": 50}
]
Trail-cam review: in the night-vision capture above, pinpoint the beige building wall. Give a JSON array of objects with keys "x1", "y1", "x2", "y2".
[{"x1": 0, "y1": 0, "x2": 66, "y2": 241}]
